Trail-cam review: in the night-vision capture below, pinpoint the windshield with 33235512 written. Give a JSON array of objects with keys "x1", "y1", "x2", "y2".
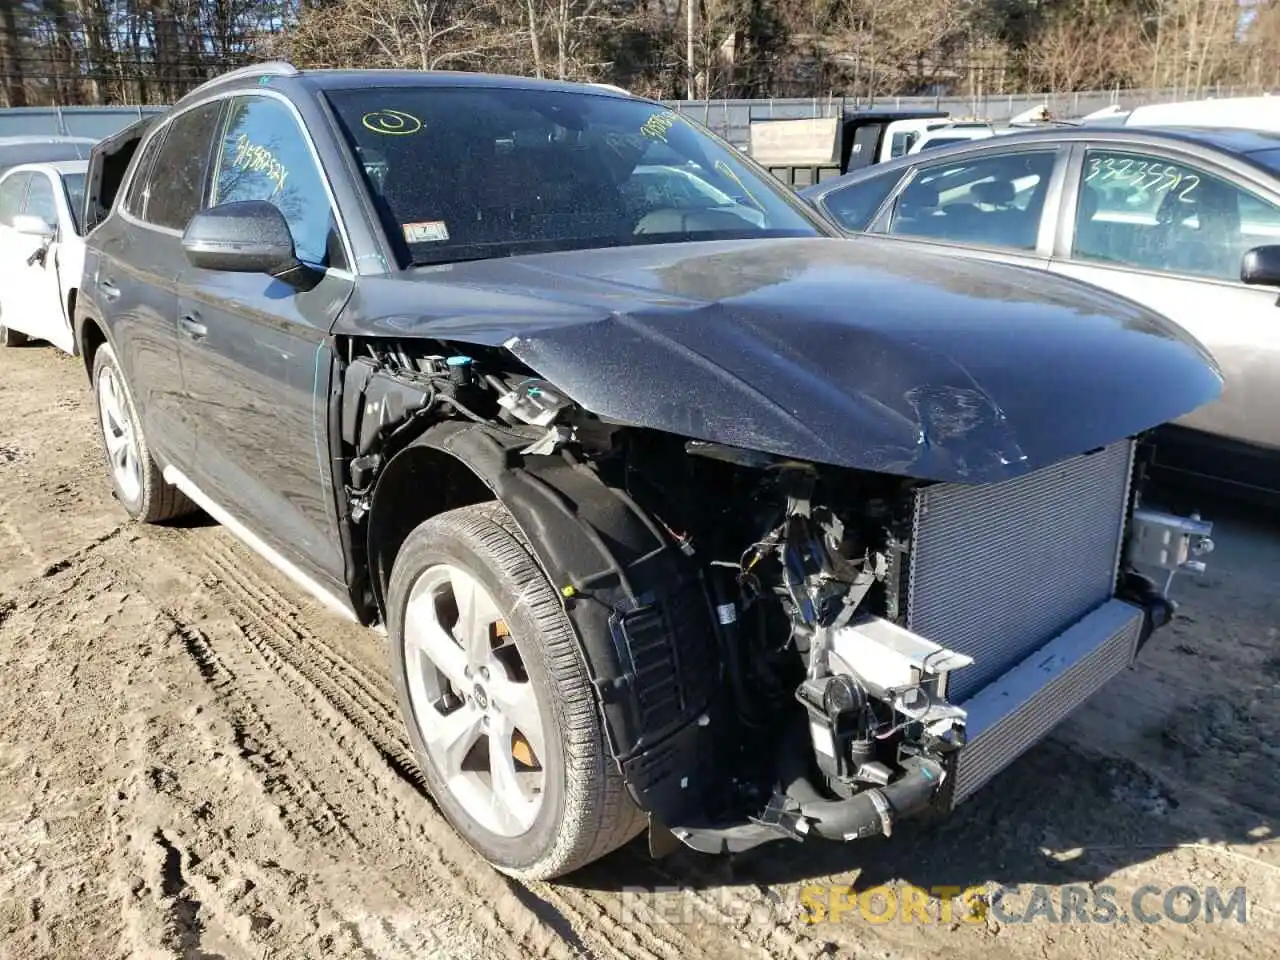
[{"x1": 323, "y1": 86, "x2": 824, "y2": 266}]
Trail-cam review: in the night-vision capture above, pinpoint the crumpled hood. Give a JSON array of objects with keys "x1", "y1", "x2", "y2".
[{"x1": 341, "y1": 237, "x2": 1222, "y2": 484}]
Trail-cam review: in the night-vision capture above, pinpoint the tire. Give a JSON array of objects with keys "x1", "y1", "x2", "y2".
[
  {"x1": 388, "y1": 501, "x2": 645, "y2": 879},
  {"x1": 91, "y1": 342, "x2": 194, "y2": 523},
  {"x1": 0, "y1": 324, "x2": 28, "y2": 347}
]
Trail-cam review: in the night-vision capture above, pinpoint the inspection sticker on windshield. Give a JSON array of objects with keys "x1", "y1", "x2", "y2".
[{"x1": 403, "y1": 221, "x2": 449, "y2": 243}]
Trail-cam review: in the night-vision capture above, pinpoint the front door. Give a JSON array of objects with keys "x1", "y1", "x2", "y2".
[
  {"x1": 178, "y1": 93, "x2": 355, "y2": 590},
  {"x1": 1050, "y1": 145, "x2": 1280, "y2": 453}
]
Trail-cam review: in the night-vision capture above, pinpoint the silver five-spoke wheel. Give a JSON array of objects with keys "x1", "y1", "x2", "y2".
[
  {"x1": 97, "y1": 363, "x2": 142, "y2": 504},
  {"x1": 404, "y1": 563, "x2": 546, "y2": 837},
  {"x1": 388, "y1": 502, "x2": 643, "y2": 878}
]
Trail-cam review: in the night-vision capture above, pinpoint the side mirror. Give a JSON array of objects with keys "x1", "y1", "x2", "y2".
[
  {"x1": 182, "y1": 200, "x2": 297, "y2": 275},
  {"x1": 13, "y1": 213, "x2": 55, "y2": 240},
  {"x1": 1240, "y1": 244, "x2": 1280, "y2": 288}
]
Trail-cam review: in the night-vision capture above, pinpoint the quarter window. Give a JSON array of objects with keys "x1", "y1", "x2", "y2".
[
  {"x1": 145, "y1": 101, "x2": 222, "y2": 231},
  {"x1": 887, "y1": 150, "x2": 1057, "y2": 251},
  {"x1": 1073, "y1": 149, "x2": 1280, "y2": 282},
  {"x1": 211, "y1": 96, "x2": 344, "y2": 268},
  {"x1": 820, "y1": 171, "x2": 903, "y2": 232},
  {"x1": 0, "y1": 172, "x2": 28, "y2": 227}
]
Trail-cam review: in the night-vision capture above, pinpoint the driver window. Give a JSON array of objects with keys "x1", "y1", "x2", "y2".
[
  {"x1": 211, "y1": 96, "x2": 346, "y2": 270},
  {"x1": 1073, "y1": 149, "x2": 1280, "y2": 282},
  {"x1": 887, "y1": 151, "x2": 1056, "y2": 251}
]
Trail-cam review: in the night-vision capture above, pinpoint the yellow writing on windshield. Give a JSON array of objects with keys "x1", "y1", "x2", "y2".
[
  {"x1": 641, "y1": 110, "x2": 679, "y2": 143},
  {"x1": 362, "y1": 109, "x2": 424, "y2": 136},
  {"x1": 232, "y1": 133, "x2": 289, "y2": 195}
]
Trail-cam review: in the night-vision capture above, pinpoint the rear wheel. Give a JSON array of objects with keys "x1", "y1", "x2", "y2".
[
  {"x1": 91, "y1": 343, "x2": 193, "y2": 523},
  {"x1": 387, "y1": 501, "x2": 644, "y2": 879}
]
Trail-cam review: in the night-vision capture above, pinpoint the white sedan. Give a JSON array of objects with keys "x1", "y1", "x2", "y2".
[{"x1": 0, "y1": 159, "x2": 88, "y2": 353}]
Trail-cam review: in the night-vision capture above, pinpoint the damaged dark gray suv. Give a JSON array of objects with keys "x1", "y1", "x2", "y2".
[{"x1": 76, "y1": 62, "x2": 1221, "y2": 879}]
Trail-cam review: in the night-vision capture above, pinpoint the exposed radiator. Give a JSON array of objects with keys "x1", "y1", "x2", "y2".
[
  {"x1": 907, "y1": 440, "x2": 1135, "y2": 702},
  {"x1": 952, "y1": 598, "x2": 1143, "y2": 803}
]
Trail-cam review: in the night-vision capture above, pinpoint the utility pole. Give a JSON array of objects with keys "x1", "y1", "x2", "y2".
[{"x1": 686, "y1": 0, "x2": 695, "y2": 99}]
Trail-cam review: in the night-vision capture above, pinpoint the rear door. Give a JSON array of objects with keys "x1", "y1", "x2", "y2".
[
  {"x1": 1048, "y1": 143, "x2": 1280, "y2": 451},
  {"x1": 178, "y1": 92, "x2": 355, "y2": 588},
  {"x1": 91, "y1": 100, "x2": 224, "y2": 470}
]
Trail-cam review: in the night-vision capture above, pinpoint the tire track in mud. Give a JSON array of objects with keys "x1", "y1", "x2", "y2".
[
  {"x1": 180, "y1": 529, "x2": 699, "y2": 960},
  {"x1": 106, "y1": 680, "x2": 468, "y2": 960},
  {"x1": 126, "y1": 555, "x2": 551, "y2": 960}
]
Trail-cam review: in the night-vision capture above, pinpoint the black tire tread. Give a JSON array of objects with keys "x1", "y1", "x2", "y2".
[
  {"x1": 0, "y1": 325, "x2": 28, "y2": 347},
  {"x1": 405, "y1": 501, "x2": 645, "y2": 879}
]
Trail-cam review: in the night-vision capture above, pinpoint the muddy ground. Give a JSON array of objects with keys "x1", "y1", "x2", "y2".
[{"x1": 0, "y1": 343, "x2": 1277, "y2": 960}]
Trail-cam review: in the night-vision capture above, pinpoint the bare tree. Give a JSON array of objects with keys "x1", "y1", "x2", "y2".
[
  {"x1": 2, "y1": 0, "x2": 1279, "y2": 109},
  {"x1": 284, "y1": 0, "x2": 519, "y2": 72},
  {"x1": 0, "y1": 1, "x2": 29, "y2": 105}
]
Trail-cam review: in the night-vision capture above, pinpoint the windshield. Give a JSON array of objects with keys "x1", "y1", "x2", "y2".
[
  {"x1": 62, "y1": 172, "x2": 85, "y2": 234},
  {"x1": 324, "y1": 86, "x2": 823, "y2": 265}
]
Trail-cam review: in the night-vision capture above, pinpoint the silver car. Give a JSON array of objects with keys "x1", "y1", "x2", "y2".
[{"x1": 800, "y1": 126, "x2": 1280, "y2": 498}]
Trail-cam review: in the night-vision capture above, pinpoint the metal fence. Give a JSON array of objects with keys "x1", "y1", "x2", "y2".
[
  {"x1": 0, "y1": 104, "x2": 165, "y2": 139},
  {"x1": 664, "y1": 86, "x2": 1276, "y2": 149}
]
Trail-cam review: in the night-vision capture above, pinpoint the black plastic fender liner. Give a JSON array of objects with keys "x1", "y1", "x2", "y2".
[{"x1": 368, "y1": 421, "x2": 722, "y2": 815}]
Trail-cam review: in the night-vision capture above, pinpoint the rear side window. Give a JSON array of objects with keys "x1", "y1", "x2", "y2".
[
  {"x1": 887, "y1": 150, "x2": 1057, "y2": 251},
  {"x1": 819, "y1": 172, "x2": 902, "y2": 232},
  {"x1": 145, "y1": 101, "x2": 222, "y2": 231},
  {"x1": 0, "y1": 172, "x2": 28, "y2": 227},
  {"x1": 121, "y1": 127, "x2": 166, "y2": 219}
]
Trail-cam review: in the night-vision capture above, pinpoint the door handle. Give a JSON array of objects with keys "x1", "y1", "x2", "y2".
[
  {"x1": 179, "y1": 313, "x2": 208, "y2": 341},
  {"x1": 100, "y1": 279, "x2": 121, "y2": 301}
]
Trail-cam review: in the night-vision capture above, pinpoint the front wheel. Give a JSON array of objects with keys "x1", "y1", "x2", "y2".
[{"x1": 387, "y1": 501, "x2": 644, "y2": 879}]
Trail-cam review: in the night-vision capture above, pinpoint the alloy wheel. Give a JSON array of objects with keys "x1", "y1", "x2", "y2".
[
  {"x1": 97, "y1": 365, "x2": 142, "y2": 504},
  {"x1": 403, "y1": 564, "x2": 547, "y2": 837}
]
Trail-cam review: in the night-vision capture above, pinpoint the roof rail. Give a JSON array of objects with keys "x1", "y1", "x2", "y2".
[{"x1": 184, "y1": 60, "x2": 300, "y2": 99}]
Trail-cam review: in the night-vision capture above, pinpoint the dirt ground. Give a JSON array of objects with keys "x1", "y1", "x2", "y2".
[{"x1": 1, "y1": 343, "x2": 1277, "y2": 960}]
